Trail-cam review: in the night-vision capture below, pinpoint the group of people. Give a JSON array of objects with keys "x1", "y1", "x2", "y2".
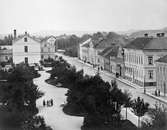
[
  {"x1": 155, "y1": 89, "x2": 161, "y2": 96},
  {"x1": 43, "y1": 99, "x2": 53, "y2": 107}
]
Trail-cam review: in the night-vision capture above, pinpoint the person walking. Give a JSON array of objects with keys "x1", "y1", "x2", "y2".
[
  {"x1": 43, "y1": 100, "x2": 45, "y2": 107},
  {"x1": 47, "y1": 100, "x2": 49, "y2": 107},
  {"x1": 51, "y1": 99, "x2": 53, "y2": 106}
]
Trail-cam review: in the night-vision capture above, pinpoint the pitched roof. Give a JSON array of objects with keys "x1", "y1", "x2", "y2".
[
  {"x1": 99, "y1": 46, "x2": 113, "y2": 56},
  {"x1": 82, "y1": 42, "x2": 90, "y2": 48},
  {"x1": 41, "y1": 35, "x2": 57, "y2": 42},
  {"x1": 156, "y1": 55, "x2": 167, "y2": 63},
  {"x1": 13, "y1": 34, "x2": 41, "y2": 43},
  {"x1": 81, "y1": 38, "x2": 91, "y2": 47},
  {"x1": 104, "y1": 46, "x2": 119, "y2": 59},
  {"x1": 125, "y1": 37, "x2": 167, "y2": 50},
  {"x1": 99, "y1": 46, "x2": 119, "y2": 59}
]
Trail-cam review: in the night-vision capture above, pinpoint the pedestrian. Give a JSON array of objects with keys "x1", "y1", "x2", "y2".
[
  {"x1": 158, "y1": 90, "x2": 160, "y2": 96},
  {"x1": 51, "y1": 99, "x2": 53, "y2": 106},
  {"x1": 155, "y1": 90, "x2": 157, "y2": 96},
  {"x1": 47, "y1": 100, "x2": 49, "y2": 107},
  {"x1": 43, "y1": 100, "x2": 45, "y2": 107}
]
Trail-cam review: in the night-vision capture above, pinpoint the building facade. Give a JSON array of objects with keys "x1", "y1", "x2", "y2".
[
  {"x1": 79, "y1": 38, "x2": 91, "y2": 62},
  {"x1": 124, "y1": 36, "x2": 167, "y2": 87},
  {"x1": 12, "y1": 32, "x2": 41, "y2": 64},
  {"x1": 110, "y1": 46, "x2": 124, "y2": 77},
  {"x1": 156, "y1": 55, "x2": 167, "y2": 95},
  {"x1": 41, "y1": 36, "x2": 57, "y2": 61}
]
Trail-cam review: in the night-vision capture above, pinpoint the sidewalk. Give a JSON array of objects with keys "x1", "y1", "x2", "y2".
[
  {"x1": 78, "y1": 59, "x2": 167, "y2": 105},
  {"x1": 102, "y1": 70, "x2": 167, "y2": 104}
]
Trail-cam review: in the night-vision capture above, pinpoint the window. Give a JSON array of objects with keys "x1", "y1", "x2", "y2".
[
  {"x1": 148, "y1": 56, "x2": 153, "y2": 65},
  {"x1": 148, "y1": 70, "x2": 153, "y2": 79},
  {"x1": 24, "y1": 46, "x2": 28, "y2": 52},
  {"x1": 24, "y1": 37, "x2": 27, "y2": 42},
  {"x1": 25, "y1": 57, "x2": 28, "y2": 64}
]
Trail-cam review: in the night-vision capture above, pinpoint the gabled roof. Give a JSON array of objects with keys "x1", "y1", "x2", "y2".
[
  {"x1": 99, "y1": 46, "x2": 119, "y2": 59},
  {"x1": 99, "y1": 46, "x2": 113, "y2": 56},
  {"x1": 81, "y1": 38, "x2": 91, "y2": 47},
  {"x1": 13, "y1": 34, "x2": 41, "y2": 43},
  {"x1": 41, "y1": 35, "x2": 57, "y2": 42},
  {"x1": 125, "y1": 37, "x2": 167, "y2": 50},
  {"x1": 156, "y1": 55, "x2": 167, "y2": 63}
]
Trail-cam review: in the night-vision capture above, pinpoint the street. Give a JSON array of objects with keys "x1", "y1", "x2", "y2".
[{"x1": 56, "y1": 53, "x2": 167, "y2": 108}]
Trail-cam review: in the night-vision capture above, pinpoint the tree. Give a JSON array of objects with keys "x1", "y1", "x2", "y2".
[
  {"x1": 0, "y1": 64, "x2": 44, "y2": 128},
  {"x1": 123, "y1": 90, "x2": 133, "y2": 120},
  {"x1": 132, "y1": 97, "x2": 149, "y2": 128},
  {"x1": 142, "y1": 103, "x2": 167, "y2": 130}
]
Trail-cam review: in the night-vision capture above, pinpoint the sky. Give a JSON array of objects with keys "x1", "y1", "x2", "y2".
[{"x1": 0, "y1": 0, "x2": 167, "y2": 34}]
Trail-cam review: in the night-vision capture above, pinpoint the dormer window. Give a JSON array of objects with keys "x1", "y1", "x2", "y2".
[{"x1": 24, "y1": 37, "x2": 27, "y2": 42}]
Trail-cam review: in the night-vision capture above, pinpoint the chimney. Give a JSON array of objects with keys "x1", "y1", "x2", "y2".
[
  {"x1": 14, "y1": 29, "x2": 17, "y2": 39},
  {"x1": 144, "y1": 33, "x2": 148, "y2": 37}
]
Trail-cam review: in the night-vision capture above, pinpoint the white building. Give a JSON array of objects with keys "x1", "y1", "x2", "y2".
[
  {"x1": 79, "y1": 38, "x2": 91, "y2": 62},
  {"x1": 41, "y1": 36, "x2": 57, "y2": 61},
  {"x1": 12, "y1": 32, "x2": 41, "y2": 64},
  {"x1": 124, "y1": 34, "x2": 167, "y2": 87},
  {"x1": 156, "y1": 55, "x2": 167, "y2": 95}
]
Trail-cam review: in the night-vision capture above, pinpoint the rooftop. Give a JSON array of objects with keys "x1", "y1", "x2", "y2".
[
  {"x1": 125, "y1": 37, "x2": 167, "y2": 50},
  {"x1": 99, "y1": 46, "x2": 119, "y2": 59},
  {"x1": 156, "y1": 55, "x2": 167, "y2": 63}
]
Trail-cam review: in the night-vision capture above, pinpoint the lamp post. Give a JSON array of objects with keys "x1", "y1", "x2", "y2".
[{"x1": 121, "y1": 48, "x2": 125, "y2": 78}]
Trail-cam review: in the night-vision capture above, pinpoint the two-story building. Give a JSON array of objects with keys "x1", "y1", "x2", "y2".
[
  {"x1": 41, "y1": 36, "x2": 57, "y2": 61},
  {"x1": 124, "y1": 34, "x2": 167, "y2": 87},
  {"x1": 13, "y1": 32, "x2": 41, "y2": 64},
  {"x1": 156, "y1": 55, "x2": 167, "y2": 96}
]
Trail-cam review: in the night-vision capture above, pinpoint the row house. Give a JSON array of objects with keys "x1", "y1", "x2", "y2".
[
  {"x1": 124, "y1": 34, "x2": 167, "y2": 87},
  {"x1": 98, "y1": 45, "x2": 125, "y2": 77},
  {"x1": 79, "y1": 38, "x2": 105, "y2": 66},
  {"x1": 156, "y1": 55, "x2": 167, "y2": 95}
]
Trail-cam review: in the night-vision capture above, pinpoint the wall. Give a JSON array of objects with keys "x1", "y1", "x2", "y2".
[{"x1": 13, "y1": 35, "x2": 41, "y2": 64}]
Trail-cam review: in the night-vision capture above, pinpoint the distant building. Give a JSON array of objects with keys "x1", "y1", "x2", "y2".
[
  {"x1": 98, "y1": 45, "x2": 124, "y2": 77},
  {"x1": 0, "y1": 45, "x2": 12, "y2": 63},
  {"x1": 41, "y1": 36, "x2": 57, "y2": 61},
  {"x1": 12, "y1": 31, "x2": 41, "y2": 64},
  {"x1": 79, "y1": 38, "x2": 91, "y2": 62},
  {"x1": 79, "y1": 32, "x2": 128, "y2": 67},
  {"x1": 156, "y1": 55, "x2": 167, "y2": 95},
  {"x1": 124, "y1": 34, "x2": 167, "y2": 87}
]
